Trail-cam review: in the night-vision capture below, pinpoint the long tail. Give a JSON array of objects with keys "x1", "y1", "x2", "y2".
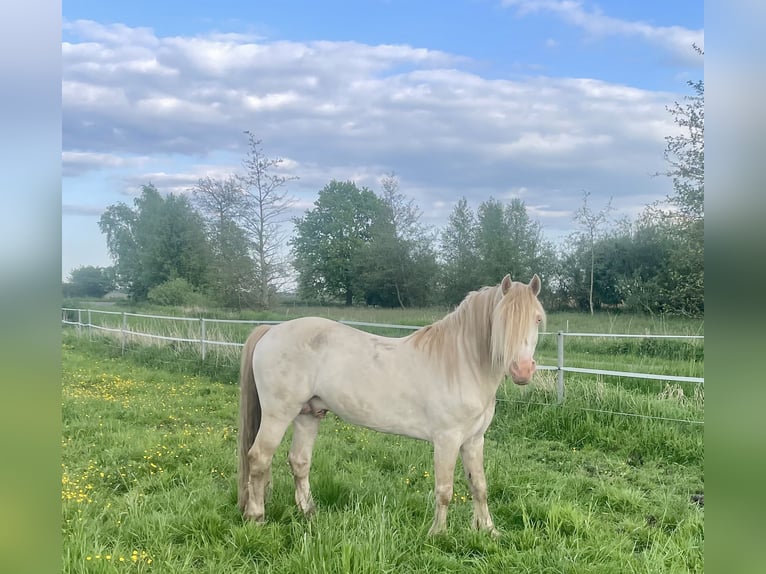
[{"x1": 237, "y1": 325, "x2": 272, "y2": 513}]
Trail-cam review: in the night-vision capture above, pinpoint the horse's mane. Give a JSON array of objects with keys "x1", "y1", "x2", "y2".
[
  {"x1": 490, "y1": 281, "x2": 546, "y2": 368},
  {"x1": 408, "y1": 281, "x2": 545, "y2": 377},
  {"x1": 408, "y1": 285, "x2": 501, "y2": 375}
]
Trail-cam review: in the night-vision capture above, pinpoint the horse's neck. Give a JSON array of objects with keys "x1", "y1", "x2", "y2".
[{"x1": 408, "y1": 289, "x2": 502, "y2": 394}]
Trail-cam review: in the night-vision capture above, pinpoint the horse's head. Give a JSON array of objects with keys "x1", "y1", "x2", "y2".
[{"x1": 491, "y1": 274, "x2": 545, "y2": 385}]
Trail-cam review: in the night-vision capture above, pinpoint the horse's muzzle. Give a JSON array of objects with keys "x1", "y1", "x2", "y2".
[{"x1": 510, "y1": 358, "x2": 536, "y2": 385}]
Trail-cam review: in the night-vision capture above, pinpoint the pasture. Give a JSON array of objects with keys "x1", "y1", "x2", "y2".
[{"x1": 61, "y1": 308, "x2": 703, "y2": 573}]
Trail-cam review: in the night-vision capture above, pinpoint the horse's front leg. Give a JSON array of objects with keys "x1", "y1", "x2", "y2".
[
  {"x1": 460, "y1": 434, "x2": 499, "y2": 536},
  {"x1": 428, "y1": 436, "x2": 461, "y2": 536}
]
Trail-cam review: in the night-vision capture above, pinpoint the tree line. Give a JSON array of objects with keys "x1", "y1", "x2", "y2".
[{"x1": 66, "y1": 66, "x2": 703, "y2": 317}]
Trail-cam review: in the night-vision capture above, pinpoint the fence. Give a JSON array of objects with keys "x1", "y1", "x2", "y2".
[{"x1": 62, "y1": 308, "x2": 704, "y2": 424}]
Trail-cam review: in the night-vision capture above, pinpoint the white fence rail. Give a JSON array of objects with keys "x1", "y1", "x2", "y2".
[{"x1": 62, "y1": 308, "x2": 704, "y2": 423}]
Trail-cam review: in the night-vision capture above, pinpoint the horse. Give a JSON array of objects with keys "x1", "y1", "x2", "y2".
[{"x1": 237, "y1": 274, "x2": 545, "y2": 536}]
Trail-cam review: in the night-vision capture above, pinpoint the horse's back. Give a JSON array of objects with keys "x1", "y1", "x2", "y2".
[
  {"x1": 258, "y1": 316, "x2": 396, "y2": 352},
  {"x1": 252, "y1": 316, "x2": 404, "y2": 382}
]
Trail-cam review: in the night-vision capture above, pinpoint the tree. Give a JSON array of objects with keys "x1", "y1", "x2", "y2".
[
  {"x1": 572, "y1": 191, "x2": 613, "y2": 315},
  {"x1": 64, "y1": 265, "x2": 115, "y2": 298},
  {"x1": 504, "y1": 198, "x2": 558, "y2": 301},
  {"x1": 291, "y1": 180, "x2": 387, "y2": 305},
  {"x1": 472, "y1": 197, "x2": 555, "y2": 298},
  {"x1": 475, "y1": 198, "x2": 513, "y2": 286},
  {"x1": 358, "y1": 173, "x2": 438, "y2": 307},
  {"x1": 608, "y1": 216, "x2": 673, "y2": 314},
  {"x1": 655, "y1": 45, "x2": 704, "y2": 316},
  {"x1": 191, "y1": 176, "x2": 256, "y2": 308},
  {"x1": 440, "y1": 198, "x2": 482, "y2": 306},
  {"x1": 99, "y1": 202, "x2": 139, "y2": 293},
  {"x1": 99, "y1": 184, "x2": 211, "y2": 300},
  {"x1": 661, "y1": 45, "x2": 704, "y2": 224},
  {"x1": 238, "y1": 131, "x2": 297, "y2": 308}
]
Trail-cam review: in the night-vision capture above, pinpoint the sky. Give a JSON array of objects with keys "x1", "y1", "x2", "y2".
[{"x1": 61, "y1": 0, "x2": 704, "y2": 281}]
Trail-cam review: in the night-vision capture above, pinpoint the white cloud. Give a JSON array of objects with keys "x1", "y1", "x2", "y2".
[
  {"x1": 502, "y1": 0, "x2": 704, "y2": 64},
  {"x1": 62, "y1": 19, "x2": 689, "y2": 246},
  {"x1": 62, "y1": 151, "x2": 150, "y2": 177}
]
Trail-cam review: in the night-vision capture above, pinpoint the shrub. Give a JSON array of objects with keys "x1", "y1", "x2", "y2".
[{"x1": 147, "y1": 278, "x2": 203, "y2": 307}]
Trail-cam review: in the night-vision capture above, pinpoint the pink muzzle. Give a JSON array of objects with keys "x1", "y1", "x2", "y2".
[{"x1": 510, "y1": 358, "x2": 536, "y2": 385}]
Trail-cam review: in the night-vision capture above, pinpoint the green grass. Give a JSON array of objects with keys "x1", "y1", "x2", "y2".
[{"x1": 62, "y1": 333, "x2": 703, "y2": 573}]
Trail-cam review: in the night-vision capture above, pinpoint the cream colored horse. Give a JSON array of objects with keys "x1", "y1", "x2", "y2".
[{"x1": 238, "y1": 274, "x2": 545, "y2": 536}]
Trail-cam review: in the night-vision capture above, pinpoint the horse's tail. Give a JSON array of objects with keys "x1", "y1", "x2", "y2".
[{"x1": 237, "y1": 325, "x2": 271, "y2": 513}]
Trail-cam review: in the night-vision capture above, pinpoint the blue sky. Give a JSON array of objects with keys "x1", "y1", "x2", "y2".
[{"x1": 62, "y1": 0, "x2": 704, "y2": 280}]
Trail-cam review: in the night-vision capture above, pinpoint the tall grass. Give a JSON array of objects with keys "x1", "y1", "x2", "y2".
[{"x1": 62, "y1": 332, "x2": 703, "y2": 573}]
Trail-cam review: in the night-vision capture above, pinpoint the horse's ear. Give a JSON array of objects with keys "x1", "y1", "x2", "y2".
[
  {"x1": 501, "y1": 274, "x2": 512, "y2": 295},
  {"x1": 529, "y1": 274, "x2": 541, "y2": 296}
]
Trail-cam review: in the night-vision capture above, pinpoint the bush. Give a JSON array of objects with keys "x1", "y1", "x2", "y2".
[{"x1": 146, "y1": 278, "x2": 203, "y2": 307}]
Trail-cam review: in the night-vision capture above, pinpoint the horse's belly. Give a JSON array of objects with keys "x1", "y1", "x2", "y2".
[{"x1": 316, "y1": 386, "x2": 432, "y2": 441}]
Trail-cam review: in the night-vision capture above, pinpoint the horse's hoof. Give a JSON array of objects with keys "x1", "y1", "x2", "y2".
[
  {"x1": 474, "y1": 522, "x2": 501, "y2": 538},
  {"x1": 243, "y1": 512, "x2": 265, "y2": 523},
  {"x1": 301, "y1": 504, "x2": 316, "y2": 518}
]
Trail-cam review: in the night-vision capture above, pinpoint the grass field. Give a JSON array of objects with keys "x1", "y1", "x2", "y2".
[{"x1": 61, "y1": 313, "x2": 704, "y2": 573}]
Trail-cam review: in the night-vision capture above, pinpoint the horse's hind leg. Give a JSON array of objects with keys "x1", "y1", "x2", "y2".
[
  {"x1": 244, "y1": 413, "x2": 293, "y2": 523},
  {"x1": 288, "y1": 413, "x2": 321, "y2": 516}
]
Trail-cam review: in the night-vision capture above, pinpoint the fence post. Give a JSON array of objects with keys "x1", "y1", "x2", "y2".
[
  {"x1": 77, "y1": 309, "x2": 82, "y2": 336},
  {"x1": 88, "y1": 309, "x2": 92, "y2": 340},
  {"x1": 121, "y1": 312, "x2": 127, "y2": 354},
  {"x1": 200, "y1": 318, "x2": 206, "y2": 361},
  {"x1": 557, "y1": 331, "x2": 565, "y2": 404}
]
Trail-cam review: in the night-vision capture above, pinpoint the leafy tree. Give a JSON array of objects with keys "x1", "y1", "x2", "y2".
[
  {"x1": 609, "y1": 216, "x2": 674, "y2": 314},
  {"x1": 440, "y1": 198, "x2": 482, "y2": 306},
  {"x1": 475, "y1": 198, "x2": 513, "y2": 286},
  {"x1": 192, "y1": 176, "x2": 257, "y2": 308},
  {"x1": 238, "y1": 131, "x2": 297, "y2": 307},
  {"x1": 99, "y1": 202, "x2": 139, "y2": 293},
  {"x1": 99, "y1": 184, "x2": 211, "y2": 300},
  {"x1": 654, "y1": 46, "x2": 704, "y2": 316},
  {"x1": 358, "y1": 174, "x2": 438, "y2": 307},
  {"x1": 504, "y1": 198, "x2": 558, "y2": 302},
  {"x1": 455, "y1": 196, "x2": 556, "y2": 303},
  {"x1": 64, "y1": 265, "x2": 115, "y2": 298},
  {"x1": 291, "y1": 180, "x2": 387, "y2": 305},
  {"x1": 661, "y1": 45, "x2": 704, "y2": 224}
]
